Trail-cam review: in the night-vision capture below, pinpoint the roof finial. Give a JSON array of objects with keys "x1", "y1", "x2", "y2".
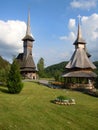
[{"x1": 26, "y1": 10, "x2": 31, "y2": 35}]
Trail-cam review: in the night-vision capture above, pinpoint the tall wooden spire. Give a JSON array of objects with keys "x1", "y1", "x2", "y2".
[
  {"x1": 22, "y1": 11, "x2": 34, "y2": 41},
  {"x1": 77, "y1": 23, "x2": 82, "y2": 41},
  {"x1": 26, "y1": 11, "x2": 31, "y2": 35},
  {"x1": 73, "y1": 19, "x2": 86, "y2": 46},
  {"x1": 73, "y1": 17, "x2": 91, "y2": 57},
  {"x1": 77, "y1": 15, "x2": 82, "y2": 41}
]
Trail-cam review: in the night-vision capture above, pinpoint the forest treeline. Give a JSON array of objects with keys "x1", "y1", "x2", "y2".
[{"x1": 44, "y1": 61, "x2": 68, "y2": 78}]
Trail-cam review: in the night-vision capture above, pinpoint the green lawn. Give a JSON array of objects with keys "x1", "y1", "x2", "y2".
[{"x1": 0, "y1": 82, "x2": 98, "y2": 130}]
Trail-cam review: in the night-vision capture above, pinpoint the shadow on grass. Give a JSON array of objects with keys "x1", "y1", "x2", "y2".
[{"x1": 0, "y1": 86, "x2": 9, "y2": 94}]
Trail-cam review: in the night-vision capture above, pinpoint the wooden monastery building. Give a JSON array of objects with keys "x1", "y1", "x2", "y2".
[
  {"x1": 16, "y1": 12, "x2": 36, "y2": 79},
  {"x1": 62, "y1": 22, "x2": 97, "y2": 90}
]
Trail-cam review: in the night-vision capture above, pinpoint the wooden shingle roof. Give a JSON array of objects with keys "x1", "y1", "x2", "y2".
[
  {"x1": 22, "y1": 55, "x2": 36, "y2": 69},
  {"x1": 66, "y1": 48, "x2": 96, "y2": 69},
  {"x1": 62, "y1": 70, "x2": 97, "y2": 78},
  {"x1": 22, "y1": 35, "x2": 34, "y2": 41},
  {"x1": 16, "y1": 53, "x2": 36, "y2": 72}
]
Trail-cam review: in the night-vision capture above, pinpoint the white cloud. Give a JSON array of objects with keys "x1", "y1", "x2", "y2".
[
  {"x1": 0, "y1": 20, "x2": 26, "y2": 62},
  {"x1": 59, "y1": 19, "x2": 76, "y2": 43},
  {"x1": 59, "y1": 31, "x2": 76, "y2": 43},
  {"x1": 59, "y1": 36, "x2": 67, "y2": 41},
  {"x1": 68, "y1": 19, "x2": 76, "y2": 29},
  {"x1": 81, "y1": 13, "x2": 98, "y2": 42},
  {"x1": 81, "y1": 13, "x2": 98, "y2": 60},
  {"x1": 60, "y1": 13, "x2": 98, "y2": 61},
  {"x1": 70, "y1": 0, "x2": 97, "y2": 10}
]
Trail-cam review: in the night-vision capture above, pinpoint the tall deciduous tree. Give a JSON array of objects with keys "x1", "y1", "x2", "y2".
[
  {"x1": 37, "y1": 58, "x2": 45, "y2": 78},
  {"x1": 7, "y1": 59, "x2": 23, "y2": 94}
]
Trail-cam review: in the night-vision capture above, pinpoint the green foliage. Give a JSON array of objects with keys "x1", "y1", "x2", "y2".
[
  {"x1": 0, "y1": 56, "x2": 10, "y2": 69},
  {"x1": 93, "y1": 61, "x2": 98, "y2": 88},
  {"x1": 56, "y1": 95, "x2": 69, "y2": 100},
  {"x1": 0, "y1": 56, "x2": 10, "y2": 85},
  {"x1": 7, "y1": 59, "x2": 23, "y2": 94},
  {"x1": 54, "y1": 70, "x2": 61, "y2": 81},
  {"x1": 95, "y1": 90, "x2": 98, "y2": 96},
  {"x1": 37, "y1": 57, "x2": 45, "y2": 78},
  {"x1": 93, "y1": 61, "x2": 98, "y2": 68},
  {"x1": 93, "y1": 63, "x2": 98, "y2": 88},
  {"x1": 65, "y1": 77, "x2": 88, "y2": 84},
  {"x1": 0, "y1": 66, "x2": 10, "y2": 85},
  {"x1": 95, "y1": 76, "x2": 98, "y2": 88},
  {"x1": 45, "y1": 61, "x2": 68, "y2": 78},
  {"x1": 44, "y1": 61, "x2": 68, "y2": 82}
]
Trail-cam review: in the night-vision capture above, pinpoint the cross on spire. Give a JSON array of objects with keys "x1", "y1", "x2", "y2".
[{"x1": 77, "y1": 14, "x2": 81, "y2": 24}]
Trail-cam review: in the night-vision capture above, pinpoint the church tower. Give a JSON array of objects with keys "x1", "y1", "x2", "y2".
[
  {"x1": 22, "y1": 12, "x2": 34, "y2": 57},
  {"x1": 16, "y1": 12, "x2": 36, "y2": 79},
  {"x1": 62, "y1": 19, "x2": 97, "y2": 90},
  {"x1": 73, "y1": 23, "x2": 91, "y2": 57}
]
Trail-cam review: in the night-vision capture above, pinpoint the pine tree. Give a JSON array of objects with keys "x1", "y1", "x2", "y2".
[{"x1": 7, "y1": 59, "x2": 23, "y2": 94}]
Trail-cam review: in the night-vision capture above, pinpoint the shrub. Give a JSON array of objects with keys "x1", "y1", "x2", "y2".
[
  {"x1": 7, "y1": 59, "x2": 23, "y2": 94},
  {"x1": 56, "y1": 96, "x2": 69, "y2": 101}
]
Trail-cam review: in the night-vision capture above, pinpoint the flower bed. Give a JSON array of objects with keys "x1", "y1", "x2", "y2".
[{"x1": 54, "y1": 96, "x2": 76, "y2": 105}]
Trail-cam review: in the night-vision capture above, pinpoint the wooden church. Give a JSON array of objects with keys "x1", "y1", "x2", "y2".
[
  {"x1": 62, "y1": 21, "x2": 97, "y2": 90},
  {"x1": 16, "y1": 12, "x2": 37, "y2": 79}
]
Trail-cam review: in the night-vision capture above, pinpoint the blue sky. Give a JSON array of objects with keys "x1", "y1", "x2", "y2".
[{"x1": 0, "y1": 0, "x2": 98, "y2": 66}]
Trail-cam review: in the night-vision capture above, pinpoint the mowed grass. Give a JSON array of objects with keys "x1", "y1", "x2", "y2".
[{"x1": 0, "y1": 82, "x2": 98, "y2": 130}]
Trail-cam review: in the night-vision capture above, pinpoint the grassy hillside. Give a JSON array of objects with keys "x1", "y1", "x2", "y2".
[{"x1": 0, "y1": 82, "x2": 98, "y2": 130}]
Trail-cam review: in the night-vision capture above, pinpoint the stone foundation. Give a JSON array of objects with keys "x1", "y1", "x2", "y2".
[
  {"x1": 64, "y1": 83, "x2": 95, "y2": 90},
  {"x1": 22, "y1": 72, "x2": 37, "y2": 79}
]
